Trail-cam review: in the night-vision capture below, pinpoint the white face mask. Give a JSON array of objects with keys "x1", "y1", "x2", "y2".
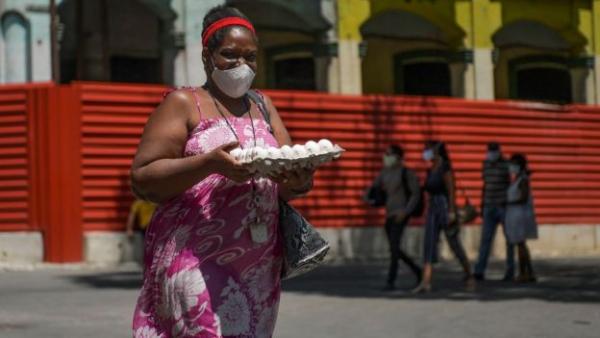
[
  {"x1": 211, "y1": 63, "x2": 255, "y2": 98},
  {"x1": 509, "y1": 164, "x2": 520, "y2": 175},
  {"x1": 383, "y1": 155, "x2": 398, "y2": 168},
  {"x1": 422, "y1": 149, "x2": 434, "y2": 161}
]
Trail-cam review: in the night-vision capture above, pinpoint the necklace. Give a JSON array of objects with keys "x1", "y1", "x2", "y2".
[
  {"x1": 210, "y1": 93, "x2": 256, "y2": 148},
  {"x1": 208, "y1": 89, "x2": 267, "y2": 244}
]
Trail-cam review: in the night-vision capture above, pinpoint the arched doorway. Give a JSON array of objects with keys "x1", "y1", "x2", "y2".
[
  {"x1": 58, "y1": 0, "x2": 176, "y2": 84},
  {"x1": 493, "y1": 20, "x2": 589, "y2": 104},
  {"x1": 393, "y1": 50, "x2": 452, "y2": 96},
  {"x1": 509, "y1": 56, "x2": 572, "y2": 104},
  {"x1": 360, "y1": 10, "x2": 467, "y2": 96},
  {"x1": 227, "y1": 0, "x2": 331, "y2": 91}
]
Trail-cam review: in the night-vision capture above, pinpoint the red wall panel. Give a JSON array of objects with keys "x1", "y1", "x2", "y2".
[
  {"x1": 71, "y1": 84, "x2": 600, "y2": 230},
  {"x1": 76, "y1": 83, "x2": 166, "y2": 231},
  {"x1": 0, "y1": 85, "x2": 35, "y2": 231},
  {"x1": 267, "y1": 92, "x2": 600, "y2": 227},
  {"x1": 3, "y1": 82, "x2": 599, "y2": 235}
]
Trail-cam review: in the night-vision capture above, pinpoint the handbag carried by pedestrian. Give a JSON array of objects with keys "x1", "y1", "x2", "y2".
[
  {"x1": 366, "y1": 182, "x2": 387, "y2": 207},
  {"x1": 446, "y1": 185, "x2": 478, "y2": 237},
  {"x1": 248, "y1": 90, "x2": 330, "y2": 279}
]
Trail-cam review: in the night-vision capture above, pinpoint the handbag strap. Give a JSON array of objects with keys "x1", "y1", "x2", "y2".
[
  {"x1": 247, "y1": 89, "x2": 273, "y2": 134},
  {"x1": 455, "y1": 179, "x2": 471, "y2": 205}
]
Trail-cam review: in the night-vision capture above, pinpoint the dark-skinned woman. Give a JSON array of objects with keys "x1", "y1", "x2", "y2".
[
  {"x1": 505, "y1": 154, "x2": 538, "y2": 283},
  {"x1": 413, "y1": 140, "x2": 475, "y2": 293},
  {"x1": 130, "y1": 6, "x2": 313, "y2": 337}
]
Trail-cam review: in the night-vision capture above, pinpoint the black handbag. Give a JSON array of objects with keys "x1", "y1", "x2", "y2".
[
  {"x1": 458, "y1": 197, "x2": 478, "y2": 225},
  {"x1": 279, "y1": 200, "x2": 330, "y2": 280},
  {"x1": 247, "y1": 90, "x2": 330, "y2": 280},
  {"x1": 446, "y1": 186, "x2": 478, "y2": 237},
  {"x1": 457, "y1": 185, "x2": 478, "y2": 225},
  {"x1": 366, "y1": 184, "x2": 387, "y2": 207}
]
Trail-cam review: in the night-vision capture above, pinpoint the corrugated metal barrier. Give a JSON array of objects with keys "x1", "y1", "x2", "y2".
[
  {"x1": 0, "y1": 85, "x2": 33, "y2": 231},
  {"x1": 78, "y1": 83, "x2": 165, "y2": 231},
  {"x1": 269, "y1": 93, "x2": 600, "y2": 227},
  {"x1": 1, "y1": 82, "x2": 600, "y2": 260}
]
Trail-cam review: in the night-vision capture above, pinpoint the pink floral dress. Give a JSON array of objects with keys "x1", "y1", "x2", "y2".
[{"x1": 132, "y1": 92, "x2": 283, "y2": 338}]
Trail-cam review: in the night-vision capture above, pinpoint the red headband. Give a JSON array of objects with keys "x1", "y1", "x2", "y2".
[{"x1": 202, "y1": 17, "x2": 255, "y2": 47}]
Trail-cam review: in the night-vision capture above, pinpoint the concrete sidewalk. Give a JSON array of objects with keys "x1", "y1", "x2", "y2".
[{"x1": 0, "y1": 258, "x2": 599, "y2": 337}]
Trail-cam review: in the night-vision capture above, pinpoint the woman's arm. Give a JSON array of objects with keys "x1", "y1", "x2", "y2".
[
  {"x1": 517, "y1": 177, "x2": 531, "y2": 204},
  {"x1": 444, "y1": 169, "x2": 457, "y2": 217},
  {"x1": 130, "y1": 90, "x2": 252, "y2": 203},
  {"x1": 262, "y1": 95, "x2": 314, "y2": 201}
]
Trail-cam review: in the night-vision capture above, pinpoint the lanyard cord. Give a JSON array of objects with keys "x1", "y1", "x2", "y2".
[
  {"x1": 209, "y1": 93, "x2": 257, "y2": 148},
  {"x1": 208, "y1": 90, "x2": 261, "y2": 220}
]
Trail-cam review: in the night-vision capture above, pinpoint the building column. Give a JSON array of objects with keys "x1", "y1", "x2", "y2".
[
  {"x1": 335, "y1": 0, "x2": 370, "y2": 95},
  {"x1": 472, "y1": 0, "x2": 502, "y2": 100},
  {"x1": 315, "y1": 43, "x2": 339, "y2": 92},
  {"x1": 592, "y1": 1, "x2": 600, "y2": 103},
  {"x1": 172, "y1": 0, "x2": 189, "y2": 86},
  {"x1": 175, "y1": 0, "x2": 225, "y2": 87},
  {"x1": 472, "y1": 49, "x2": 495, "y2": 100},
  {"x1": 30, "y1": 10, "x2": 52, "y2": 82},
  {"x1": 463, "y1": 61, "x2": 476, "y2": 99},
  {"x1": 336, "y1": 40, "x2": 363, "y2": 94},
  {"x1": 315, "y1": 0, "x2": 339, "y2": 93},
  {"x1": 570, "y1": 57, "x2": 595, "y2": 104},
  {"x1": 449, "y1": 50, "x2": 474, "y2": 98}
]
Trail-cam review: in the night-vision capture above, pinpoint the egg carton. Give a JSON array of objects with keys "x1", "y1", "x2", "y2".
[{"x1": 230, "y1": 139, "x2": 344, "y2": 176}]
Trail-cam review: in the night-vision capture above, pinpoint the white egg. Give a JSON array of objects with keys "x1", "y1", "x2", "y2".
[
  {"x1": 280, "y1": 145, "x2": 294, "y2": 159},
  {"x1": 230, "y1": 148, "x2": 243, "y2": 160},
  {"x1": 254, "y1": 147, "x2": 268, "y2": 160},
  {"x1": 292, "y1": 144, "x2": 308, "y2": 158},
  {"x1": 305, "y1": 140, "x2": 320, "y2": 155},
  {"x1": 267, "y1": 147, "x2": 282, "y2": 159},
  {"x1": 239, "y1": 148, "x2": 251, "y2": 162},
  {"x1": 318, "y1": 139, "x2": 334, "y2": 152}
]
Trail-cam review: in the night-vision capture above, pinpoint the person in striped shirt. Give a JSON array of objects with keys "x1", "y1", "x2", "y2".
[{"x1": 474, "y1": 142, "x2": 515, "y2": 281}]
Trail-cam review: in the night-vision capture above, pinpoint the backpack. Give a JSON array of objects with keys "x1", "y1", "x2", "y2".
[{"x1": 401, "y1": 168, "x2": 425, "y2": 217}]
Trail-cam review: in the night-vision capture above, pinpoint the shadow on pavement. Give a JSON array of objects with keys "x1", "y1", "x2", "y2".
[
  {"x1": 282, "y1": 258, "x2": 600, "y2": 303},
  {"x1": 68, "y1": 270, "x2": 143, "y2": 289},
  {"x1": 64, "y1": 258, "x2": 600, "y2": 304}
]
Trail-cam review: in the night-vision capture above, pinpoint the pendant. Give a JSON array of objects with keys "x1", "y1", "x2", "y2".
[{"x1": 249, "y1": 220, "x2": 268, "y2": 244}]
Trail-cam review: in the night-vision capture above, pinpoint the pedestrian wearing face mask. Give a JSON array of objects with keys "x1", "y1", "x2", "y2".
[
  {"x1": 505, "y1": 154, "x2": 538, "y2": 282},
  {"x1": 413, "y1": 141, "x2": 475, "y2": 293},
  {"x1": 474, "y1": 142, "x2": 515, "y2": 281},
  {"x1": 370, "y1": 145, "x2": 422, "y2": 291},
  {"x1": 129, "y1": 6, "x2": 313, "y2": 337}
]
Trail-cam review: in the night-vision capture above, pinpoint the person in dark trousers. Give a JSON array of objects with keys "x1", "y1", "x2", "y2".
[
  {"x1": 370, "y1": 145, "x2": 422, "y2": 291},
  {"x1": 474, "y1": 142, "x2": 515, "y2": 281},
  {"x1": 413, "y1": 140, "x2": 475, "y2": 293}
]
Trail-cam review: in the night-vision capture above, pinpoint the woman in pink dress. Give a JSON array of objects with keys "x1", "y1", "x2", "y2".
[{"x1": 129, "y1": 6, "x2": 313, "y2": 337}]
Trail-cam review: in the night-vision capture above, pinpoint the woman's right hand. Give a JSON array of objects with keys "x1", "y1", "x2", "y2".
[{"x1": 207, "y1": 141, "x2": 253, "y2": 182}]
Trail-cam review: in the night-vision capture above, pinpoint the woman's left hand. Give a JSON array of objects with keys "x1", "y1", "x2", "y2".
[{"x1": 269, "y1": 167, "x2": 315, "y2": 193}]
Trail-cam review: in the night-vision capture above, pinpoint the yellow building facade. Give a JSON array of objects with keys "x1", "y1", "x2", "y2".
[
  {"x1": 3, "y1": 0, "x2": 596, "y2": 104},
  {"x1": 331, "y1": 0, "x2": 600, "y2": 104}
]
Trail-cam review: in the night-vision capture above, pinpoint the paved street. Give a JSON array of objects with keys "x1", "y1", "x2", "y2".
[{"x1": 0, "y1": 258, "x2": 599, "y2": 338}]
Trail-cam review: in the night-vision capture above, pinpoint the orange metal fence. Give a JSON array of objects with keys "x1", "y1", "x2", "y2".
[
  {"x1": 78, "y1": 83, "x2": 165, "y2": 231},
  {"x1": 269, "y1": 92, "x2": 600, "y2": 227},
  {"x1": 0, "y1": 84, "x2": 37, "y2": 232},
  {"x1": 1, "y1": 82, "x2": 600, "y2": 261}
]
